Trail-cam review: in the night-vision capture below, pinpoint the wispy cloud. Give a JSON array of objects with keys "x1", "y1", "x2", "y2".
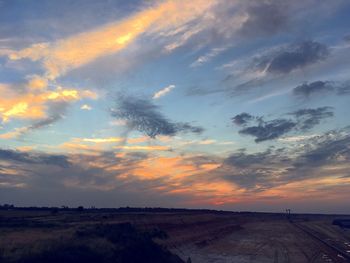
[
  {"x1": 114, "y1": 145, "x2": 170, "y2": 151},
  {"x1": 191, "y1": 47, "x2": 228, "y2": 67},
  {"x1": 82, "y1": 137, "x2": 123, "y2": 143},
  {"x1": 278, "y1": 134, "x2": 319, "y2": 142},
  {"x1": 152, "y1": 84, "x2": 175, "y2": 99},
  {"x1": 6, "y1": 0, "x2": 216, "y2": 80}
]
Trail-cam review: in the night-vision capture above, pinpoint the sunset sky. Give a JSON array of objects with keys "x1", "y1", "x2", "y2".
[{"x1": 1, "y1": 0, "x2": 350, "y2": 213}]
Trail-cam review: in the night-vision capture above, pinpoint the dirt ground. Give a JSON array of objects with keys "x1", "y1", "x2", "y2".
[
  {"x1": 161, "y1": 214, "x2": 350, "y2": 263},
  {"x1": 0, "y1": 210, "x2": 349, "y2": 263}
]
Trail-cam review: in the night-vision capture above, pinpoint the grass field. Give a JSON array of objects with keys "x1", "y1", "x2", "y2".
[{"x1": 0, "y1": 208, "x2": 349, "y2": 263}]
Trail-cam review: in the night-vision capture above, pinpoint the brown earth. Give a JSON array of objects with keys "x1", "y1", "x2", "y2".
[{"x1": 0, "y1": 209, "x2": 349, "y2": 263}]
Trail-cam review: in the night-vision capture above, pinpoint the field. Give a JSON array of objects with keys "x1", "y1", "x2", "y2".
[{"x1": 0, "y1": 208, "x2": 349, "y2": 263}]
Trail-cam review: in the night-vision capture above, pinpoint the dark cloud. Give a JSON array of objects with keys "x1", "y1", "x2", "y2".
[
  {"x1": 31, "y1": 101, "x2": 67, "y2": 130},
  {"x1": 239, "y1": 1, "x2": 290, "y2": 37},
  {"x1": 112, "y1": 97, "x2": 204, "y2": 138},
  {"x1": 238, "y1": 119, "x2": 296, "y2": 142},
  {"x1": 179, "y1": 123, "x2": 205, "y2": 134},
  {"x1": 0, "y1": 148, "x2": 70, "y2": 167},
  {"x1": 252, "y1": 41, "x2": 329, "y2": 74},
  {"x1": 1, "y1": 131, "x2": 349, "y2": 209},
  {"x1": 223, "y1": 168, "x2": 276, "y2": 190},
  {"x1": 212, "y1": 128, "x2": 350, "y2": 191},
  {"x1": 293, "y1": 80, "x2": 350, "y2": 98},
  {"x1": 293, "y1": 81, "x2": 334, "y2": 97},
  {"x1": 233, "y1": 107, "x2": 334, "y2": 142},
  {"x1": 295, "y1": 129, "x2": 350, "y2": 167},
  {"x1": 232, "y1": 113, "x2": 255, "y2": 126},
  {"x1": 220, "y1": 148, "x2": 289, "y2": 190},
  {"x1": 344, "y1": 34, "x2": 350, "y2": 42},
  {"x1": 0, "y1": 148, "x2": 203, "y2": 208},
  {"x1": 222, "y1": 41, "x2": 331, "y2": 96},
  {"x1": 337, "y1": 82, "x2": 350, "y2": 95},
  {"x1": 224, "y1": 149, "x2": 274, "y2": 168},
  {"x1": 289, "y1": 107, "x2": 334, "y2": 130}
]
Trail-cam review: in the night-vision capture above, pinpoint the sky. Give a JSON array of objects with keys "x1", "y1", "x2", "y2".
[{"x1": 0, "y1": 0, "x2": 350, "y2": 214}]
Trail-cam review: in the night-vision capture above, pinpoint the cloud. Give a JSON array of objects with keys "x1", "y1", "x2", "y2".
[
  {"x1": 289, "y1": 107, "x2": 334, "y2": 131},
  {"x1": 278, "y1": 134, "x2": 318, "y2": 142},
  {"x1": 1, "y1": 130, "x2": 349, "y2": 210},
  {"x1": 251, "y1": 41, "x2": 329, "y2": 75},
  {"x1": 216, "y1": 147, "x2": 291, "y2": 190},
  {"x1": 0, "y1": 101, "x2": 69, "y2": 139},
  {"x1": 6, "y1": 0, "x2": 216, "y2": 80},
  {"x1": 114, "y1": 145, "x2": 170, "y2": 151},
  {"x1": 232, "y1": 112, "x2": 255, "y2": 126},
  {"x1": 0, "y1": 82, "x2": 97, "y2": 123},
  {"x1": 219, "y1": 40, "x2": 333, "y2": 97},
  {"x1": 0, "y1": 148, "x2": 70, "y2": 167},
  {"x1": 75, "y1": 136, "x2": 149, "y2": 145},
  {"x1": 293, "y1": 80, "x2": 350, "y2": 98},
  {"x1": 224, "y1": 149, "x2": 275, "y2": 168},
  {"x1": 112, "y1": 96, "x2": 204, "y2": 138},
  {"x1": 190, "y1": 47, "x2": 228, "y2": 67},
  {"x1": 152, "y1": 84, "x2": 175, "y2": 99},
  {"x1": 59, "y1": 136, "x2": 153, "y2": 154},
  {"x1": 238, "y1": 1, "x2": 290, "y2": 37},
  {"x1": 81, "y1": 104, "x2": 92, "y2": 110},
  {"x1": 82, "y1": 137, "x2": 123, "y2": 144},
  {"x1": 239, "y1": 119, "x2": 296, "y2": 143},
  {"x1": 198, "y1": 139, "x2": 216, "y2": 145},
  {"x1": 337, "y1": 82, "x2": 350, "y2": 95},
  {"x1": 0, "y1": 79, "x2": 98, "y2": 139},
  {"x1": 293, "y1": 81, "x2": 334, "y2": 98},
  {"x1": 294, "y1": 129, "x2": 350, "y2": 168},
  {"x1": 31, "y1": 101, "x2": 68, "y2": 129},
  {"x1": 209, "y1": 128, "x2": 350, "y2": 192},
  {"x1": 344, "y1": 34, "x2": 350, "y2": 42},
  {"x1": 0, "y1": 146, "x2": 227, "y2": 207},
  {"x1": 26, "y1": 75, "x2": 48, "y2": 91},
  {"x1": 233, "y1": 107, "x2": 334, "y2": 142},
  {"x1": 0, "y1": 1, "x2": 216, "y2": 138},
  {"x1": 109, "y1": 119, "x2": 127, "y2": 126}
]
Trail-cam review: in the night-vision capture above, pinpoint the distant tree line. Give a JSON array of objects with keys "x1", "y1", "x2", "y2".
[
  {"x1": 0, "y1": 204, "x2": 15, "y2": 210},
  {"x1": 333, "y1": 219, "x2": 350, "y2": 228},
  {"x1": 0, "y1": 204, "x2": 237, "y2": 214}
]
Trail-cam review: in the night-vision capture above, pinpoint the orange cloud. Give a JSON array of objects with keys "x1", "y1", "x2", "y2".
[
  {"x1": 0, "y1": 127, "x2": 28, "y2": 139},
  {"x1": 127, "y1": 136, "x2": 149, "y2": 144},
  {"x1": 114, "y1": 145, "x2": 170, "y2": 151},
  {"x1": 69, "y1": 136, "x2": 148, "y2": 144},
  {"x1": 60, "y1": 142, "x2": 105, "y2": 155},
  {"x1": 262, "y1": 175, "x2": 350, "y2": 201},
  {"x1": 8, "y1": 0, "x2": 216, "y2": 80},
  {"x1": 1, "y1": 1, "x2": 215, "y2": 134},
  {"x1": 129, "y1": 156, "x2": 220, "y2": 181},
  {"x1": 27, "y1": 75, "x2": 48, "y2": 91},
  {"x1": 57, "y1": 136, "x2": 153, "y2": 153},
  {"x1": 82, "y1": 137, "x2": 124, "y2": 143},
  {"x1": 0, "y1": 83, "x2": 97, "y2": 123}
]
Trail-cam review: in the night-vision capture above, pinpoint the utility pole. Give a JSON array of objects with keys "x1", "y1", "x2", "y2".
[{"x1": 286, "y1": 209, "x2": 291, "y2": 220}]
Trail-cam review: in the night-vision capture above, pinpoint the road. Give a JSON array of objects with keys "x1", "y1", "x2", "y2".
[{"x1": 292, "y1": 221, "x2": 350, "y2": 263}]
